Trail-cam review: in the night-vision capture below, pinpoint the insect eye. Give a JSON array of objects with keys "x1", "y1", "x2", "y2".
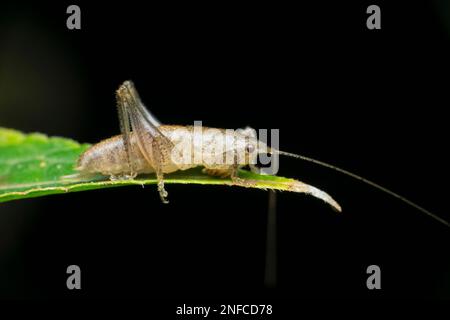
[{"x1": 245, "y1": 144, "x2": 255, "y2": 153}]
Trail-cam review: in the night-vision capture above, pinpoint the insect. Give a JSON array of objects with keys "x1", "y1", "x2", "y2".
[
  {"x1": 75, "y1": 81, "x2": 449, "y2": 227},
  {"x1": 75, "y1": 81, "x2": 272, "y2": 203}
]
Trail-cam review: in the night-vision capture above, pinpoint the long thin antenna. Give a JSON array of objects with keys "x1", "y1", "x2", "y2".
[{"x1": 274, "y1": 150, "x2": 450, "y2": 228}]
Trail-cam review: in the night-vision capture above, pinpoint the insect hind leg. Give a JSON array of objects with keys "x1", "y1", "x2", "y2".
[
  {"x1": 156, "y1": 172, "x2": 169, "y2": 204},
  {"x1": 152, "y1": 139, "x2": 170, "y2": 204}
]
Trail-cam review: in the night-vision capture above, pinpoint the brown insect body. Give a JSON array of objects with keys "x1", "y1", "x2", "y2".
[{"x1": 77, "y1": 125, "x2": 258, "y2": 178}]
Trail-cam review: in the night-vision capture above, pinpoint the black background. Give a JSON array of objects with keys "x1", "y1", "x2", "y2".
[{"x1": 1, "y1": 0, "x2": 450, "y2": 304}]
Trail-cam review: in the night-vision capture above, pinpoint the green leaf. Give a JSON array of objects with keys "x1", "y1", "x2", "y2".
[{"x1": 0, "y1": 127, "x2": 341, "y2": 211}]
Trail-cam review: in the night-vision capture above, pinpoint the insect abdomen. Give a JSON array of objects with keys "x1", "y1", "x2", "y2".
[{"x1": 77, "y1": 135, "x2": 153, "y2": 175}]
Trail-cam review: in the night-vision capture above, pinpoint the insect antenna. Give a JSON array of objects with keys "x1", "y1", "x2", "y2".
[{"x1": 272, "y1": 149, "x2": 450, "y2": 228}]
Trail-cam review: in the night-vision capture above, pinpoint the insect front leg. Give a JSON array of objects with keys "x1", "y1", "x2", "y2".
[
  {"x1": 230, "y1": 163, "x2": 246, "y2": 184},
  {"x1": 230, "y1": 148, "x2": 245, "y2": 183}
]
